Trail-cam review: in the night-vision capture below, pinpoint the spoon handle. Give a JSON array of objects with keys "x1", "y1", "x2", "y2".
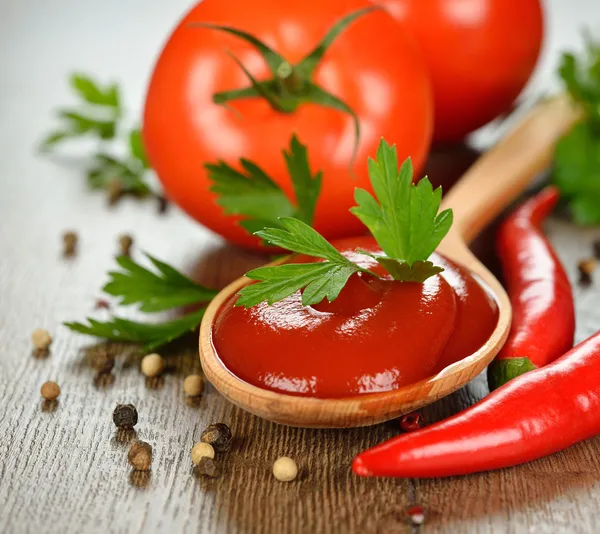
[{"x1": 440, "y1": 94, "x2": 581, "y2": 244}]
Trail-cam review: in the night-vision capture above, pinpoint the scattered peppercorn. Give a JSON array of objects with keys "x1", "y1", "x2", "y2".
[
  {"x1": 578, "y1": 259, "x2": 596, "y2": 287},
  {"x1": 156, "y1": 195, "x2": 169, "y2": 214},
  {"x1": 31, "y1": 328, "x2": 52, "y2": 352},
  {"x1": 62, "y1": 230, "x2": 78, "y2": 257},
  {"x1": 90, "y1": 350, "x2": 115, "y2": 374},
  {"x1": 201, "y1": 423, "x2": 232, "y2": 453},
  {"x1": 195, "y1": 457, "x2": 220, "y2": 478},
  {"x1": 128, "y1": 440, "x2": 152, "y2": 471},
  {"x1": 113, "y1": 404, "x2": 138, "y2": 429},
  {"x1": 40, "y1": 381, "x2": 61, "y2": 401},
  {"x1": 272, "y1": 457, "x2": 298, "y2": 482},
  {"x1": 399, "y1": 412, "x2": 422, "y2": 432},
  {"x1": 118, "y1": 234, "x2": 133, "y2": 257},
  {"x1": 191, "y1": 442, "x2": 215, "y2": 465},
  {"x1": 183, "y1": 375, "x2": 204, "y2": 397},
  {"x1": 95, "y1": 298, "x2": 111, "y2": 310},
  {"x1": 106, "y1": 177, "x2": 123, "y2": 205},
  {"x1": 141, "y1": 353, "x2": 165, "y2": 377},
  {"x1": 593, "y1": 240, "x2": 600, "y2": 260},
  {"x1": 407, "y1": 505, "x2": 425, "y2": 526}
]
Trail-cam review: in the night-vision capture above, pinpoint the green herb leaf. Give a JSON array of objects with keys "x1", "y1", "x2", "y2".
[
  {"x1": 237, "y1": 139, "x2": 453, "y2": 307},
  {"x1": 87, "y1": 153, "x2": 151, "y2": 196},
  {"x1": 552, "y1": 122, "x2": 600, "y2": 224},
  {"x1": 236, "y1": 218, "x2": 369, "y2": 307},
  {"x1": 256, "y1": 218, "x2": 355, "y2": 263},
  {"x1": 66, "y1": 253, "x2": 217, "y2": 351},
  {"x1": 370, "y1": 257, "x2": 444, "y2": 283},
  {"x1": 207, "y1": 159, "x2": 296, "y2": 234},
  {"x1": 70, "y1": 73, "x2": 120, "y2": 109},
  {"x1": 558, "y1": 32, "x2": 600, "y2": 123},
  {"x1": 39, "y1": 131, "x2": 75, "y2": 151},
  {"x1": 58, "y1": 110, "x2": 116, "y2": 139},
  {"x1": 351, "y1": 139, "x2": 452, "y2": 270},
  {"x1": 208, "y1": 135, "x2": 322, "y2": 235},
  {"x1": 129, "y1": 129, "x2": 150, "y2": 169},
  {"x1": 64, "y1": 307, "x2": 207, "y2": 353},
  {"x1": 103, "y1": 254, "x2": 218, "y2": 312},
  {"x1": 285, "y1": 134, "x2": 323, "y2": 225},
  {"x1": 553, "y1": 35, "x2": 600, "y2": 224},
  {"x1": 237, "y1": 262, "x2": 359, "y2": 307}
]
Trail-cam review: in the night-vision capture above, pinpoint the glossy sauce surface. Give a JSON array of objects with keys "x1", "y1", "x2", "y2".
[{"x1": 212, "y1": 237, "x2": 498, "y2": 398}]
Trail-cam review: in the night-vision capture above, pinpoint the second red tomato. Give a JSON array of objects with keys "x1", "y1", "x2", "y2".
[{"x1": 384, "y1": 0, "x2": 544, "y2": 142}]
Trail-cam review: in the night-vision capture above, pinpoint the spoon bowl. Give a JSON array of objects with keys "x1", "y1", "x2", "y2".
[{"x1": 200, "y1": 95, "x2": 580, "y2": 428}]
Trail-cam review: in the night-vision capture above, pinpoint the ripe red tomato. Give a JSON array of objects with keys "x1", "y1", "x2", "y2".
[
  {"x1": 383, "y1": 0, "x2": 543, "y2": 142},
  {"x1": 143, "y1": 0, "x2": 433, "y2": 249}
]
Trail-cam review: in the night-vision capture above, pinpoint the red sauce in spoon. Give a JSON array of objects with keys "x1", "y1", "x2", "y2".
[{"x1": 212, "y1": 236, "x2": 498, "y2": 398}]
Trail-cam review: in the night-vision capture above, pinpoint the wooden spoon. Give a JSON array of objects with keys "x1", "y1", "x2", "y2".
[{"x1": 200, "y1": 95, "x2": 581, "y2": 428}]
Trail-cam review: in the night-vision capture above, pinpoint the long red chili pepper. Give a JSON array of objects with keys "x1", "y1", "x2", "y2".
[
  {"x1": 352, "y1": 330, "x2": 600, "y2": 478},
  {"x1": 489, "y1": 186, "x2": 574, "y2": 390}
]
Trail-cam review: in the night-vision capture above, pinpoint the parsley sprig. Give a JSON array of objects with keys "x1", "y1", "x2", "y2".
[
  {"x1": 65, "y1": 254, "x2": 218, "y2": 352},
  {"x1": 237, "y1": 139, "x2": 453, "y2": 307},
  {"x1": 207, "y1": 135, "x2": 322, "y2": 235},
  {"x1": 236, "y1": 218, "x2": 374, "y2": 307},
  {"x1": 553, "y1": 34, "x2": 600, "y2": 224},
  {"x1": 41, "y1": 73, "x2": 155, "y2": 204}
]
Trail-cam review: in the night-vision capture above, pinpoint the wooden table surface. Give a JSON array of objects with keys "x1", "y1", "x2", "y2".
[{"x1": 3, "y1": 1, "x2": 600, "y2": 533}]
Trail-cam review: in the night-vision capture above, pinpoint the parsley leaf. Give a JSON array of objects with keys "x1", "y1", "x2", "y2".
[
  {"x1": 351, "y1": 139, "x2": 452, "y2": 280},
  {"x1": 41, "y1": 73, "x2": 157, "y2": 204},
  {"x1": 236, "y1": 218, "x2": 368, "y2": 307},
  {"x1": 207, "y1": 135, "x2": 322, "y2": 235},
  {"x1": 553, "y1": 35, "x2": 600, "y2": 224},
  {"x1": 237, "y1": 138, "x2": 453, "y2": 308},
  {"x1": 207, "y1": 158, "x2": 296, "y2": 234},
  {"x1": 70, "y1": 73, "x2": 121, "y2": 109},
  {"x1": 104, "y1": 254, "x2": 218, "y2": 312},
  {"x1": 237, "y1": 262, "x2": 359, "y2": 307},
  {"x1": 558, "y1": 32, "x2": 600, "y2": 123},
  {"x1": 65, "y1": 254, "x2": 217, "y2": 352},
  {"x1": 64, "y1": 308, "x2": 207, "y2": 353},
  {"x1": 87, "y1": 153, "x2": 151, "y2": 198},
  {"x1": 285, "y1": 135, "x2": 323, "y2": 225}
]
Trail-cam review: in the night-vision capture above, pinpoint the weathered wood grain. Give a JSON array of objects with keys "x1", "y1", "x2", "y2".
[{"x1": 2, "y1": 1, "x2": 600, "y2": 533}]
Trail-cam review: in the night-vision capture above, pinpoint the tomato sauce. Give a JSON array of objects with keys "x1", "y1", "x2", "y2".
[{"x1": 212, "y1": 237, "x2": 498, "y2": 398}]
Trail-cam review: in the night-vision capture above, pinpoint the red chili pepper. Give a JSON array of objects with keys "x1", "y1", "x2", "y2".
[
  {"x1": 352, "y1": 330, "x2": 600, "y2": 478},
  {"x1": 489, "y1": 186, "x2": 574, "y2": 390}
]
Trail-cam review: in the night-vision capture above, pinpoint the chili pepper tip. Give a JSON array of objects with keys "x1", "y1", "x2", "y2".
[{"x1": 351, "y1": 456, "x2": 372, "y2": 477}]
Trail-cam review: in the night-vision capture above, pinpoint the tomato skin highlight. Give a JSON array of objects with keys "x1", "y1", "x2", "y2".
[
  {"x1": 383, "y1": 0, "x2": 544, "y2": 142},
  {"x1": 211, "y1": 236, "x2": 498, "y2": 398},
  {"x1": 143, "y1": 0, "x2": 433, "y2": 249}
]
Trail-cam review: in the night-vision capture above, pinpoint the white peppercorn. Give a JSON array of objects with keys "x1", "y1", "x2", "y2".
[
  {"x1": 141, "y1": 353, "x2": 165, "y2": 377},
  {"x1": 32, "y1": 329, "x2": 52, "y2": 352},
  {"x1": 191, "y1": 442, "x2": 215, "y2": 465},
  {"x1": 183, "y1": 375, "x2": 204, "y2": 397},
  {"x1": 273, "y1": 457, "x2": 298, "y2": 482}
]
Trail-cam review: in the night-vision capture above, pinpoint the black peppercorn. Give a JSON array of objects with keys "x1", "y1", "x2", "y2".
[
  {"x1": 195, "y1": 457, "x2": 220, "y2": 478},
  {"x1": 113, "y1": 403, "x2": 138, "y2": 429},
  {"x1": 156, "y1": 195, "x2": 169, "y2": 214},
  {"x1": 201, "y1": 423, "x2": 232, "y2": 453}
]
